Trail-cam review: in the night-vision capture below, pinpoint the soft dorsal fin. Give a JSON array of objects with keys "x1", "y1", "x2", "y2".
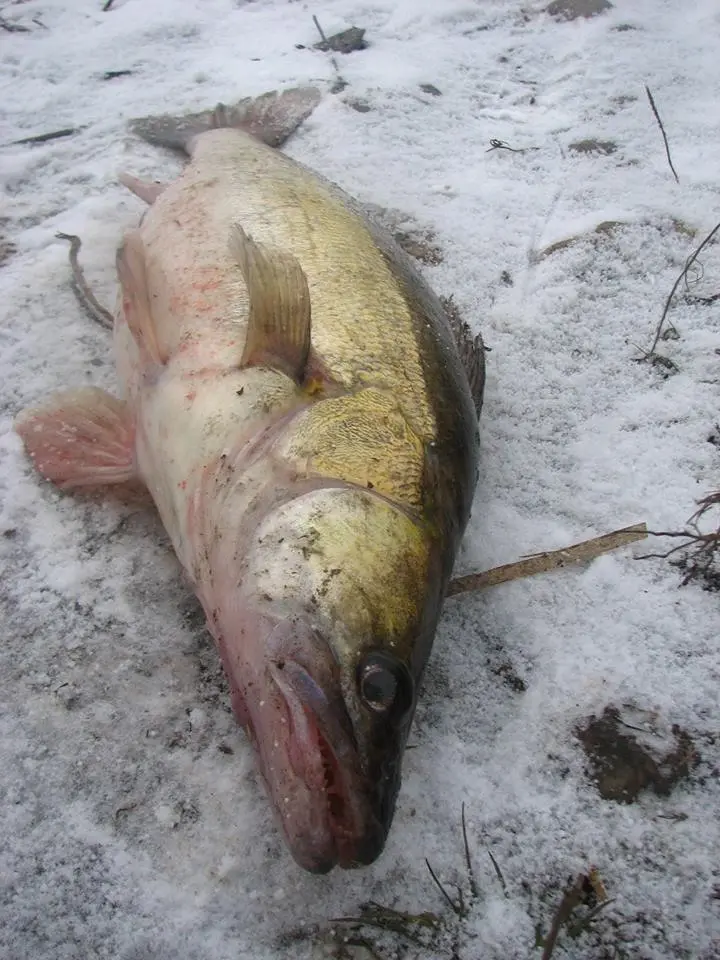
[{"x1": 230, "y1": 225, "x2": 312, "y2": 384}]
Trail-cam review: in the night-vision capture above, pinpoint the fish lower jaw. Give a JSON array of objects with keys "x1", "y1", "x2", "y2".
[{"x1": 279, "y1": 708, "x2": 383, "y2": 873}]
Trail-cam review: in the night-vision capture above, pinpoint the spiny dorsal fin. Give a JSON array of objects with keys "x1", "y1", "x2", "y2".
[
  {"x1": 441, "y1": 295, "x2": 486, "y2": 418},
  {"x1": 230, "y1": 225, "x2": 312, "y2": 384}
]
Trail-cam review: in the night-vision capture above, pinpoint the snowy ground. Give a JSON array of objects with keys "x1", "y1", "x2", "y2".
[{"x1": 1, "y1": 1, "x2": 720, "y2": 958}]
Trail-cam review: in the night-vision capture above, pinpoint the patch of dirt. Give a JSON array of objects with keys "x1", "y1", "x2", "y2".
[
  {"x1": 393, "y1": 229, "x2": 443, "y2": 265},
  {"x1": 577, "y1": 706, "x2": 700, "y2": 802},
  {"x1": 532, "y1": 215, "x2": 695, "y2": 262},
  {"x1": 568, "y1": 138, "x2": 618, "y2": 155},
  {"x1": 493, "y1": 660, "x2": 527, "y2": 693},
  {"x1": 0, "y1": 236, "x2": 16, "y2": 267},
  {"x1": 546, "y1": 0, "x2": 613, "y2": 20}
]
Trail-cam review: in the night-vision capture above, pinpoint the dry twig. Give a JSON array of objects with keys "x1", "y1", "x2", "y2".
[
  {"x1": 55, "y1": 233, "x2": 115, "y2": 330},
  {"x1": 447, "y1": 523, "x2": 647, "y2": 597},
  {"x1": 640, "y1": 491, "x2": 720, "y2": 588},
  {"x1": 640, "y1": 219, "x2": 720, "y2": 361},
  {"x1": 645, "y1": 85, "x2": 679, "y2": 184},
  {"x1": 312, "y1": 16, "x2": 348, "y2": 93}
]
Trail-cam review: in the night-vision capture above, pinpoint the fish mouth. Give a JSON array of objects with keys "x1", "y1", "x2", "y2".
[{"x1": 268, "y1": 657, "x2": 385, "y2": 873}]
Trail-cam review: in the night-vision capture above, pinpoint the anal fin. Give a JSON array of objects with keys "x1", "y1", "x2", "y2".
[
  {"x1": 231, "y1": 225, "x2": 312, "y2": 385},
  {"x1": 15, "y1": 387, "x2": 136, "y2": 489}
]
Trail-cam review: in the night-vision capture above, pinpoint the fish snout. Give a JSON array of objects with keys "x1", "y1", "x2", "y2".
[{"x1": 264, "y1": 620, "x2": 386, "y2": 871}]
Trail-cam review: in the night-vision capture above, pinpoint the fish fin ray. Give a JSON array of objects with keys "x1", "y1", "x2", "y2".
[
  {"x1": 117, "y1": 230, "x2": 165, "y2": 365},
  {"x1": 441, "y1": 296, "x2": 486, "y2": 417},
  {"x1": 231, "y1": 225, "x2": 311, "y2": 384},
  {"x1": 15, "y1": 387, "x2": 136, "y2": 489},
  {"x1": 118, "y1": 172, "x2": 166, "y2": 204},
  {"x1": 129, "y1": 86, "x2": 321, "y2": 154}
]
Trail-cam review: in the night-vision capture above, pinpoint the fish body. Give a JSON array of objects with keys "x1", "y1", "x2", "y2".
[{"x1": 15, "y1": 88, "x2": 484, "y2": 872}]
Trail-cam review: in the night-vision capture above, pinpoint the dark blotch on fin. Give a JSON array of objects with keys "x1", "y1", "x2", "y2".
[
  {"x1": 441, "y1": 295, "x2": 485, "y2": 418},
  {"x1": 129, "y1": 86, "x2": 321, "y2": 154}
]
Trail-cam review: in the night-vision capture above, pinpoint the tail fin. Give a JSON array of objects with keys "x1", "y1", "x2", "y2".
[{"x1": 129, "y1": 86, "x2": 322, "y2": 154}]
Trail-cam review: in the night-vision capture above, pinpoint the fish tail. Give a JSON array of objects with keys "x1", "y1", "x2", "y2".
[{"x1": 129, "y1": 86, "x2": 321, "y2": 154}]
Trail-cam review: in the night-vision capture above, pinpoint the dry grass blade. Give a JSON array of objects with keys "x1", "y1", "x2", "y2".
[
  {"x1": 331, "y1": 902, "x2": 441, "y2": 951},
  {"x1": 461, "y1": 803, "x2": 478, "y2": 901},
  {"x1": 566, "y1": 897, "x2": 615, "y2": 939},
  {"x1": 447, "y1": 523, "x2": 647, "y2": 597},
  {"x1": 645, "y1": 85, "x2": 680, "y2": 183},
  {"x1": 425, "y1": 859, "x2": 463, "y2": 916},
  {"x1": 486, "y1": 848, "x2": 508, "y2": 897}
]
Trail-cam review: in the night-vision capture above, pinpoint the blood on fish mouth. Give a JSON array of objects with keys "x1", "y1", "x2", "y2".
[
  {"x1": 316, "y1": 727, "x2": 353, "y2": 842},
  {"x1": 267, "y1": 656, "x2": 371, "y2": 870}
]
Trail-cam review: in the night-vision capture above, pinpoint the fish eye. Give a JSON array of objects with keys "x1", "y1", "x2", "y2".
[{"x1": 358, "y1": 653, "x2": 413, "y2": 716}]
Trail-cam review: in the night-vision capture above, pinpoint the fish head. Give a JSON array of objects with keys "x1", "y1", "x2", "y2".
[{"x1": 211, "y1": 486, "x2": 443, "y2": 873}]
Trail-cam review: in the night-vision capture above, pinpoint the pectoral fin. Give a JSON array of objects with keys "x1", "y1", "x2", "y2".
[
  {"x1": 117, "y1": 229, "x2": 165, "y2": 365},
  {"x1": 15, "y1": 387, "x2": 136, "y2": 489},
  {"x1": 231, "y1": 225, "x2": 312, "y2": 385},
  {"x1": 118, "y1": 172, "x2": 167, "y2": 205}
]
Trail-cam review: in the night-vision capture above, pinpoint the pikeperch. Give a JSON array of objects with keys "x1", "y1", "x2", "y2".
[{"x1": 15, "y1": 87, "x2": 485, "y2": 873}]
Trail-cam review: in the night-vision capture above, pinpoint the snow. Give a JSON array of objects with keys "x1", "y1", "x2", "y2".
[{"x1": 1, "y1": 0, "x2": 719, "y2": 958}]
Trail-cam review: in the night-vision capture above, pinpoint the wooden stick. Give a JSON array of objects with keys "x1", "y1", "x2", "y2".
[{"x1": 447, "y1": 523, "x2": 648, "y2": 597}]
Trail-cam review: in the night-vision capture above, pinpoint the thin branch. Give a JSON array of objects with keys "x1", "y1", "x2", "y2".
[
  {"x1": 447, "y1": 523, "x2": 647, "y2": 597},
  {"x1": 55, "y1": 233, "x2": 115, "y2": 330},
  {"x1": 645, "y1": 85, "x2": 679, "y2": 184},
  {"x1": 643, "y1": 220, "x2": 720, "y2": 359}
]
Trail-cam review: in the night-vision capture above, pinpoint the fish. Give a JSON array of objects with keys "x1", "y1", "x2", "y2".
[{"x1": 14, "y1": 87, "x2": 485, "y2": 873}]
